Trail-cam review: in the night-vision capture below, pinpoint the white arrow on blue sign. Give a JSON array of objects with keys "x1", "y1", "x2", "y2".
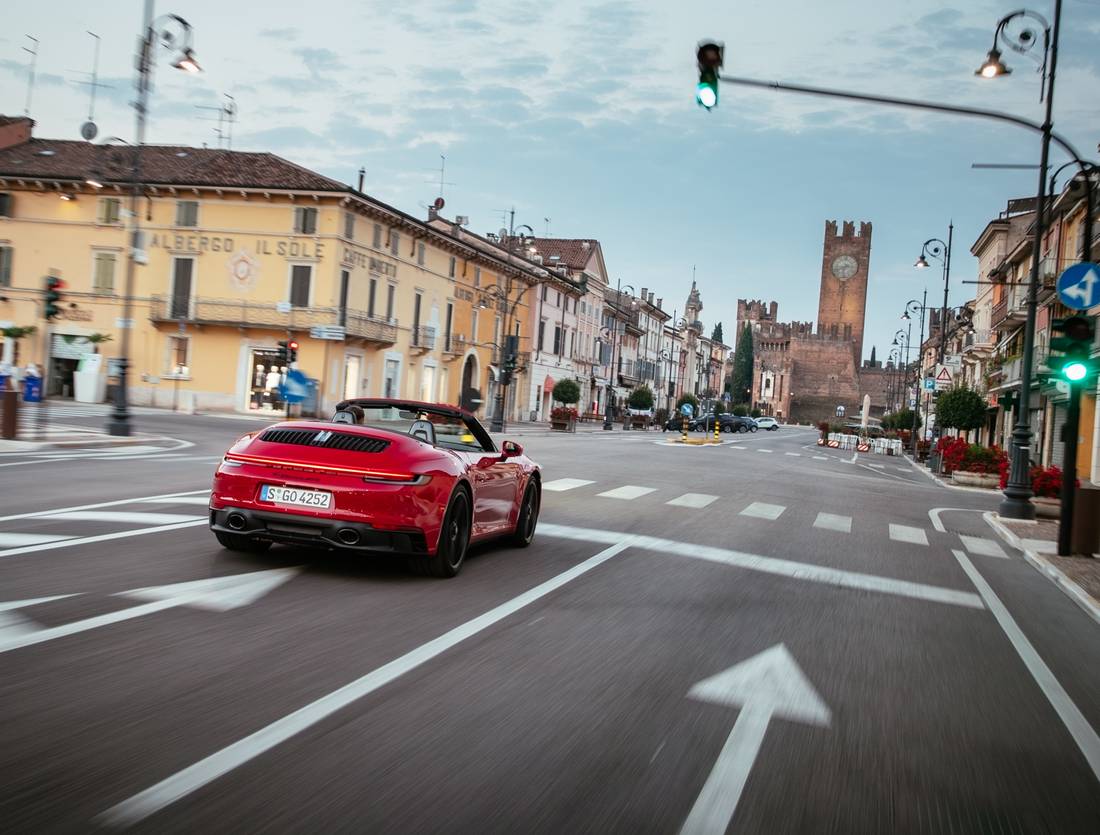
[
  {"x1": 278, "y1": 368, "x2": 311, "y2": 403},
  {"x1": 1056, "y1": 262, "x2": 1100, "y2": 311}
]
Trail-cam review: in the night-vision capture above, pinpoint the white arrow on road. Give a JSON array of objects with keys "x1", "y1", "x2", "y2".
[
  {"x1": 0, "y1": 568, "x2": 299, "y2": 654},
  {"x1": 680, "y1": 644, "x2": 831, "y2": 835}
]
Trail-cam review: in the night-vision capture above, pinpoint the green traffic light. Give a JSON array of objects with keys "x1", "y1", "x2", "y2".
[
  {"x1": 1063, "y1": 361, "x2": 1088, "y2": 382},
  {"x1": 696, "y1": 81, "x2": 717, "y2": 109}
]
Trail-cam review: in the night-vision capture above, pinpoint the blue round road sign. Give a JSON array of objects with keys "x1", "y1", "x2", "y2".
[
  {"x1": 1056, "y1": 262, "x2": 1100, "y2": 311},
  {"x1": 278, "y1": 368, "x2": 311, "y2": 403},
  {"x1": 680, "y1": 403, "x2": 694, "y2": 416}
]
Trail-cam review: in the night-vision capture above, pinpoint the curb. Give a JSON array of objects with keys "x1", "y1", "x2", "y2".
[
  {"x1": 985, "y1": 511, "x2": 1100, "y2": 627},
  {"x1": 899, "y1": 454, "x2": 1005, "y2": 495},
  {"x1": 0, "y1": 434, "x2": 187, "y2": 453}
]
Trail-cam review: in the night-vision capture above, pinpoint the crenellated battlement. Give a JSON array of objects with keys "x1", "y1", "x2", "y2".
[{"x1": 826, "y1": 219, "x2": 872, "y2": 239}]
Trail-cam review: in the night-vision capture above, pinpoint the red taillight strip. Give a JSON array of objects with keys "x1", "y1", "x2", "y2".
[{"x1": 224, "y1": 452, "x2": 418, "y2": 481}]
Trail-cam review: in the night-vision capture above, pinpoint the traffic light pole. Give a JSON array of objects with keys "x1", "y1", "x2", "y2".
[{"x1": 1057, "y1": 381, "x2": 1080, "y2": 556}]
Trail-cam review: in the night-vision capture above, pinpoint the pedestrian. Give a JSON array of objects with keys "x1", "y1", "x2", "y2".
[{"x1": 347, "y1": 404, "x2": 365, "y2": 424}]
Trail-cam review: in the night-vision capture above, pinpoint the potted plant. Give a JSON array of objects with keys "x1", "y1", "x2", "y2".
[
  {"x1": 1030, "y1": 465, "x2": 1065, "y2": 518},
  {"x1": 626, "y1": 385, "x2": 655, "y2": 429},
  {"x1": 550, "y1": 379, "x2": 580, "y2": 431}
]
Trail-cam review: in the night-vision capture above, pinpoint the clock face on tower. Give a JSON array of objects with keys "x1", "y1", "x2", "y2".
[{"x1": 831, "y1": 255, "x2": 858, "y2": 280}]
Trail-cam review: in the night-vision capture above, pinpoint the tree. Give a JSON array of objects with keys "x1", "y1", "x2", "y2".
[
  {"x1": 936, "y1": 385, "x2": 986, "y2": 431},
  {"x1": 711, "y1": 322, "x2": 724, "y2": 343},
  {"x1": 552, "y1": 378, "x2": 580, "y2": 406},
  {"x1": 732, "y1": 405, "x2": 749, "y2": 417},
  {"x1": 882, "y1": 408, "x2": 922, "y2": 431},
  {"x1": 730, "y1": 323, "x2": 754, "y2": 405},
  {"x1": 627, "y1": 385, "x2": 654, "y2": 411}
]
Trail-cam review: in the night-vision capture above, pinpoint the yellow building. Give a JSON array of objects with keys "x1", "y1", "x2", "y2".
[{"x1": 0, "y1": 117, "x2": 541, "y2": 419}]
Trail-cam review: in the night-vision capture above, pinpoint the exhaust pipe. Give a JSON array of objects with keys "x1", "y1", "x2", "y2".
[
  {"x1": 336, "y1": 528, "x2": 360, "y2": 546},
  {"x1": 226, "y1": 513, "x2": 247, "y2": 531}
]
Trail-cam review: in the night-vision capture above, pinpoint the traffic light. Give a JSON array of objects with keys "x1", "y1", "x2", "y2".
[
  {"x1": 1049, "y1": 316, "x2": 1095, "y2": 384},
  {"x1": 44, "y1": 275, "x2": 64, "y2": 321},
  {"x1": 696, "y1": 41, "x2": 723, "y2": 110},
  {"x1": 287, "y1": 340, "x2": 299, "y2": 364}
]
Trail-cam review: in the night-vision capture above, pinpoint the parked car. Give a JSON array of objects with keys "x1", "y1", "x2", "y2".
[
  {"x1": 698, "y1": 414, "x2": 756, "y2": 433},
  {"x1": 754, "y1": 416, "x2": 780, "y2": 431}
]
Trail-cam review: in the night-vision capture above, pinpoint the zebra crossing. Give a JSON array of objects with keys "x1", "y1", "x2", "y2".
[{"x1": 539, "y1": 477, "x2": 1010, "y2": 557}]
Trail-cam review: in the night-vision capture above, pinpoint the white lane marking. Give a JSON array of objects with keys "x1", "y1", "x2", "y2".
[
  {"x1": 0, "y1": 532, "x2": 75, "y2": 547},
  {"x1": 785, "y1": 452, "x2": 801, "y2": 457},
  {"x1": 812, "y1": 455, "x2": 829, "y2": 461},
  {"x1": 756, "y1": 449, "x2": 773, "y2": 454},
  {"x1": 0, "y1": 595, "x2": 79, "y2": 642},
  {"x1": 928, "y1": 507, "x2": 988, "y2": 533},
  {"x1": 37, "y1": 511, "x2": 205, "y2": 525},
  {"x1": 98, "y1": 538, "x2": 636, "y2": 827},
  {"x1": 813, "y1": 513, "x2": 852, "y2": 533},
  {"x1": 539, "y1": 523, "x2": 983, "y2": 609},
  {"x1": 140, "y1": 497, "x2": 214, "y2": 506},
  {"x1": 952, "y1": 549, "x2": 1100, "y2": 784},
  {"x1": 1022, "y1": 538, "x2": 1058, "y2": 555},
  {"x1": 848, "y1": 453, "x2": 858, "y2": 464},
  {"x1": 0, "y1": 490, "x2": 210, "y2": 524},
  {"x1": 895, "y1": 467, "x2": 911, "y2": 473},
  {"x1": 667, "y1": 493, "x2": 719, "y2": 509},
  {"x1": 867, "y1": 463, "x2": 885, "y2": 470},
  {"x1": 598, "y1": 485, "x2": 657, "y2": 500},
  {"x1": 889, "y1": 524, "x2": 929, "y2": 546},
  {"x1": 959, "y1": 535, "x2": 1008, "y2": 559},
  {"x1": 0, "y1": 520, "x2": 208, "y2": 559},
  {"x1": 729, "y1": 445, "x2": 747, "y2": 451},
  {"x1": 740, "y1": 502, "x2": 785, "y2": 521},
  {"x1": 541, "y1": 478, "x2": 596, "y2": 492}
]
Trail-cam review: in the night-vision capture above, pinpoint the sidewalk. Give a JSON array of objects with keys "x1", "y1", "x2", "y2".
[{"x1": 4, "y1": 411, "x2": 184, "y2": 453}]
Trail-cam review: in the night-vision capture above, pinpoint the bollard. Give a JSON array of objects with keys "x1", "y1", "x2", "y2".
[
  {"x1": 682, "y1": 416, "x2": 688, "y2": 443},
  {"x1": 714, "y1": 416, "x2": 720, "y2": 442},
  {"x1": 1, "y1": 389, "x2": 17, "y2": 439}
]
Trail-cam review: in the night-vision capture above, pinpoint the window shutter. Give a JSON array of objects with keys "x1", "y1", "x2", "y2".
[
  {"x1": 0, "y1": 247, "x2": 11, "y2": 287},
  {"x1": 290, "y1": 265, "x2": 311, "y2": 307},
  {"x1": 94, "y1": 252, "x2": 115, "y2": 293}
]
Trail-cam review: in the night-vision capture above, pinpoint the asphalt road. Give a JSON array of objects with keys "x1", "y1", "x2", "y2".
[{"x1": 2, "y1": 407, "x2": 1099, "y2": 834}]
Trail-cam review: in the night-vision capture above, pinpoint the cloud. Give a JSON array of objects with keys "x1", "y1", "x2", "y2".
[
  {"x1": 237, "y1": 125, "x2": 325, "y2": 151},
  {"x1": 260, "y1": 28, "x2": 299, "y2": 41},
  {"x1": 295, "y1": 47, "x2": 346, "y2": 80}
]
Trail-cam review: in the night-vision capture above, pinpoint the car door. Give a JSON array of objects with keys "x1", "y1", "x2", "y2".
[{"x1": 462, "y1": 423, "x2": 520, "y2": 535}]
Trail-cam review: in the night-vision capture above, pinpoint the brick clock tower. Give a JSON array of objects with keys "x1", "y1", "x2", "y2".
[{"x1": 816, "y1": 220, "x2": 872, "y2": 360}]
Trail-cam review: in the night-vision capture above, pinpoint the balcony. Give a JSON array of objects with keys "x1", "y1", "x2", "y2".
[
  {"x1": 1005, "y1": 293, "x2": 1028, "y2": 323},
  {"x1": 410, "y1": 325, "x2": 437, "y2": 354},
  {"x1": 961, "y1": 329, "x2": 995, "y2": 356},
  {"x1": 150, "y1": 295, "x2": 397, "y2": 344},
  {"x1": 990, "y1": 299, "x2": 1007, "y2": 328}
]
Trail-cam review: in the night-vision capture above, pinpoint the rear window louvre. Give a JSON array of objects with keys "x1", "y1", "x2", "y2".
[{"x1": 258, "y1": 428, "x2": 391, "y2": 453}]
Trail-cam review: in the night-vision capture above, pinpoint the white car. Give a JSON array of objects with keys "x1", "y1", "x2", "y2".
[{"x1": 754, "y1": 417, "x2": 780, "y2": 431}]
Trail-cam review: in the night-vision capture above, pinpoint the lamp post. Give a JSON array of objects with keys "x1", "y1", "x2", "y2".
[
  {"x1": 602, "y1": 280, "x2": 635, "y2": 430},
  {"x1": 106, "y1": 3, "x2": 200, "y2": 437},
  {"x1": 902, "y1": 294, "x2": 928, "y2": 456},
  {"x1": 978, "y1": 4, "x2": 1062, "y2": 519},
  {"x1": 914, "y1": 226, "x2": 953, "y2": 366}
]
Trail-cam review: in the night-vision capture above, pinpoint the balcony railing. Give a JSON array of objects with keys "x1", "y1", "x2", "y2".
[
  {"x1": 150, "y1": 295, "x2": 397, "y2": 344},
  {"x1": 961, "y1": 329, "x2": 995, "y2": 354},
  {"x1": 990, "y1": 298, "x2": 1007, "y2": 328},
  {"x1": 411, "y1": 325, "x2": 437, "y2": 351}
]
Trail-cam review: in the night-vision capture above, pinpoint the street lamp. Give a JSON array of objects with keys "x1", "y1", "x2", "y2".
[
  {"x1": 914, "y1": 227, "x2": 953, "y2": 365},
  {"x1": 106, "y1": 3, "x2": 200, "y2": 437},
  {"x1": 979, "y1": 5, "x2": 1062, "y2": 520},
  {"x1": 902, "y1": 295, "x2": 928, "y2": 456},
  {"x1": 602, "y1": 280, "x2": 635, "y2": 430}
]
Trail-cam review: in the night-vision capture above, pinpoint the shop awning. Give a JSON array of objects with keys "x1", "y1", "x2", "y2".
[{"x1": 543, "y1": 375, "x2": 556, "y2": 394}]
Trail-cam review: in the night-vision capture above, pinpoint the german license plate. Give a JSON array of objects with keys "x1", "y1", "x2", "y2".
[{"x1": 261, "y1": 485, "x2": 332, "y2": 509}]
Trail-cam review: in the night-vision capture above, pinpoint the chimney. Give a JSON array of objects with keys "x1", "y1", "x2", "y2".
[
  {"x1": 648, "y1": 292, "x2": 655, "y2": 305},
  {"x1": 640, "y1": 287, "x2": 648, "y2": 301},
  {"x1": 357, "y1": 167, "x2": 365, "y2": 191},
  {"x1": 656, "y1": 297, "x2": 663, "y2": 309},
  {"x1": 0, "y1": 117, "x2": 34, "y2": 151}
]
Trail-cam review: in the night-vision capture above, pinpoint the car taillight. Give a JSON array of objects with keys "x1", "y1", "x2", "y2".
[{"x1": 362, "y1": 473, "x2": 431, "y2": 485}]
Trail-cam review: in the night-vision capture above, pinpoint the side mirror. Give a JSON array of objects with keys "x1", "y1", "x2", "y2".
[{"x1": 501, "y1": 440, "x2": 523, "y2": 458}]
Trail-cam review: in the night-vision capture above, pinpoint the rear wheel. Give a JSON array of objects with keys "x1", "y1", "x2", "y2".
[
  {"x1": 738, "y1": 424, "x2": 748, "y2": 433},
  {"x1": 411, "y1": 489, "x2": 471, "y2": 578},
  {"x1": 510, "y1": 481, "x2": 540, "y2": 547},
  {"x1": 214, "y1": 531, "x2": 271, "y2": 554}
]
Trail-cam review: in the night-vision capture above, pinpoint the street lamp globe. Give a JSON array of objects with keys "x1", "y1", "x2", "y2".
[
  {"x1": 914, "y1": 255, "x2": 930, "y2": 269},
  {"x1": 975, "y1": 48, "x2": 1011, "y2": 78},
  {"x1": 172, "y1": 47, "x2": 202, "y2": 73}
]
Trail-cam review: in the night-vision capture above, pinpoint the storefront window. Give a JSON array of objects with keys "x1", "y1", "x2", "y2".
[{"x1": 248, "y1": 348, "x2": 288, "y2": 412}]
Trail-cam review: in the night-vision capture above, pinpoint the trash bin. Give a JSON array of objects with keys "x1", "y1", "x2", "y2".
[
  {"x1": 1072, "y1": 484, "x2": 1100, "y2": 557},
  {"x1": 22, "y1": 374, "x2": 42, "y2": 403}
]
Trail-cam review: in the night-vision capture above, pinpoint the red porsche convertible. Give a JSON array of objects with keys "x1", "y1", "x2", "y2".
[{"x1": 209, "y1": 399, "x2": 541, "y2": 577}]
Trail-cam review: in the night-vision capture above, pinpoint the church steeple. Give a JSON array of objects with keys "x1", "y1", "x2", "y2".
[{"x1": 869, "y1": 344, "x2": 877, "y2": 366}]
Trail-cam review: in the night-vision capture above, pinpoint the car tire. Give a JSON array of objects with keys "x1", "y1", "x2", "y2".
[
  {"x1": 411, "y1": 488, "x2": 471, "y2": 578},
  {"x1": 510, "y1": 481, "x2": 540, "y2": 547},
  {"x1": 750, "y1": 426, "x2": 758, "y2": 432},
  {"x1": 214, "y1": 531, "x2": 271, "y2": 554},
  {"x1": 738, "y1": 425, "x2": 748, "y2": 433}
]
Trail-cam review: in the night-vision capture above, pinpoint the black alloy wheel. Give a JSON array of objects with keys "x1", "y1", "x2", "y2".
[
  {"x1": 412, "y1": 489, "x2": 471, "y2": 578},
  {"x1": 510, "y1": 481, "x2": 540, "y2": 547}
]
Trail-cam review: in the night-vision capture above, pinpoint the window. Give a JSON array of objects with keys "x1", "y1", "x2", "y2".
[
  {"x1": 170, "y1": 258, "x2": 194, "y2": 319},
  {"x1": 175, "y1": 200, "x2": 199, "y2": 227},
  {"x1": 97, "y1": 197, "x2": 121, "y2": 224},
  {"x1": 344, "y1": 212, "x2": 355, "y2": 240},
  {"x1": 448, "y1": 256, "x2": 456, "y2": 278},
  {"x1": 542, "y1": 285, "x2": 548, "y2": 302},
  {"x1": 569, "y1": 330, "x2": 575, "y2": 357},
  {"x1": 92, "y1": 251, "x2": 117, "y2": 294},
  {"x1": 412, "y1": 292, "x2": 423, "y2": 344},
  {"x1": 553, "y1": 326, "x2": 562, "y2": 355},
  {"x1": 390, "y1": 230, "x2": 400, "y2": 256},
  {"x1": 445, "y1": 302, "x2": 454, "y2": 352},
  {"x1": 538, "y1": 319, "x2": 546, "y2": 351},
  {"x1": 0, "y1": 246, "x2": 11, "y2": 287},
  {"x1": 293, "y1": 206, "x2": 318, "y2": 234},
  {"x1": 471, "y1": 309, "x2": 479, "y2": 343},
  {"x1": 373, "y1": 223, "x2": 383, "y2": 248},
  {"x1": 338, "y1": 270, "x2": 350, "y2": 326},
  {"x1": 383, "y1": 358, "x2": 400, "y2": 398},
  {"x1": 417, "y1": 241, "x2": 426, "y2": 266},
  {"x1": 474, "y1": 267, "x2": 481, "y2": 287},
  {"x1": 167, "y1": 336, "x2": 190, "y2": 376},
  {"x1": 289, "y1": 264, "x2": 312, "y2": 307},
  {"x1": 368, "y1": 277, "x2": 378, "y2": 318},
  {"x1": 386, "y1": 284, "x2": 395, "y2": 321}
]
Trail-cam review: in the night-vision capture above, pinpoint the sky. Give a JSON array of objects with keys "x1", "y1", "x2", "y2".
[{"x1": 3, "y1": 0, "x2": 1099, "y2": 363}]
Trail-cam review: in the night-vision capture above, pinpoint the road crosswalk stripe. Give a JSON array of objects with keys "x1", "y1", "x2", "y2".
[
  {"x1": 889, "y1": 524, "x2": 929, "y2": 546},
  {"x1": 0, "y1": 533, "x2": 75, "y2": 547},
  {"x1": 35, "y1": 511, "x2": 206, "y2": 525},
  {"x1": 740, "y1": 502, "x2": 786, "y2": 520},
  {"x1": 666, "y1": 493, "x2": 719, "y2": 509},
  {"x1": 813, "y1": 512, "x2": 852, "y2": 533},
  {"x1": 756, "y1": 449, "x2": 773, "y2": 454},
  {"x1": 785, "y1": 452, "x2": 801, "y2": 457},
  {"x1": 867, "y1": 463, "x2": 885, "y2": 470},
  {"x1": 813, "y1": 455, "x2": 829, "y2": 460},
  {"x1": 959, "y1": 535, "x2": 1008, "y2": 559},
  {"x1": 542, "y1": 478, "x2": 595, "y2": 492},
  {"x1": 597, "y1": 485, "x2": 657, "y2": 500}
]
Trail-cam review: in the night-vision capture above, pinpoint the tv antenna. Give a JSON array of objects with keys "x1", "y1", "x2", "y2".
[
  {"x1": 73, "y1": 32, "x2": 113, "y2": 141},
  {"x1": 194, "y1": 94, "x2": 238, "y2": 149},
  {"x1": 424, "y1": 154, "x2": 456, "y2": 201},
  {"x1": 544, "y1": 217, "x2": 551, "y2": 237},
  {"x1": 22, "y1": 35, "x2": 39, "y2": 117}
]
